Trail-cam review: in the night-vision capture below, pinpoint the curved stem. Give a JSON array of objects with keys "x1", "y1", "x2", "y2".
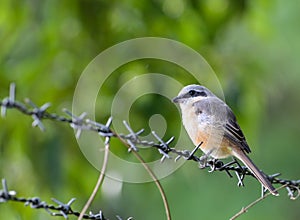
[
  {"x1": 230, "y1": 184, "x2": 287, "y2": 220},
  {"x1": 78, "y1": 138, "x2": 110, "y2": 220},
  {"x1": 114, "y1": 132, "x2": 171, "y2": 220}
]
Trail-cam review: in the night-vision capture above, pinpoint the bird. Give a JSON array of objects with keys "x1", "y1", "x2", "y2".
[{"x1": 173, "y1": 84, "x2": 278, "y2": 196}]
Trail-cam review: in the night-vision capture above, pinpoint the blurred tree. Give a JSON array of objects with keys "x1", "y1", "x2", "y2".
[{"x1": 0, "y1": 0, "x2": 300, "y2": 219}]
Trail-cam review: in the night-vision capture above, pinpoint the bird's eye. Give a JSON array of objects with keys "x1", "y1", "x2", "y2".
[
  {"x1": 188, "y1": 90, "x2": 207, "y2": 97},
  {"x1": 188, "y1": 90, "x2": 196, "y2": 96}
]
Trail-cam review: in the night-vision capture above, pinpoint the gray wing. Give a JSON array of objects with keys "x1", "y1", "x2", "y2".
[{"x1": 224, "y1": 107, "x2": 251, "y2": 153}]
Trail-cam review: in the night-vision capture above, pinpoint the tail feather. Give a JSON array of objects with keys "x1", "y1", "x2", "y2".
[{"x1": 232, "y1": 149, "x2": 279, "y2": 196}]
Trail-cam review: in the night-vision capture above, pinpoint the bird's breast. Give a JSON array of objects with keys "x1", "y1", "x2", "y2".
[
  {"x1": 180, "y1": 103, "x2": 229, "y2": 157},
  {"x1": 181, "y1": 103, "x2": 212, "y2": 145}
]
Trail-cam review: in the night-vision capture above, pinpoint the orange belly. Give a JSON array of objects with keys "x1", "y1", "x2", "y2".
[{"x1": 195, "y1": 130, "x2": 233, "y2": 159}]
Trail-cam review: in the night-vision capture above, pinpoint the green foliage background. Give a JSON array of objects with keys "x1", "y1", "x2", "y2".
[{"x1": 1, "y1": 0, "x2": 300, "y2": 219}]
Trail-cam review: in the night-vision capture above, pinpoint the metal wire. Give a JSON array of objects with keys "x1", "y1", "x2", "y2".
[{"x1": 1, "y1": 83, "x2": 299, "y2": 218}]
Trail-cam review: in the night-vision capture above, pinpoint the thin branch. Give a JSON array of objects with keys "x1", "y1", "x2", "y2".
[
  {"x1": 113, "y1": 129, "x2": 172, "y2": 220},
  {"x1": 230, "y1": 184, "x2": 288, "y2": 220},
  {"x1": 78, "y1": 117, "x2": 112, "y2": 220}
]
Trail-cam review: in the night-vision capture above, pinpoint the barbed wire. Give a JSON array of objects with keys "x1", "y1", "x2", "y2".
[
  {"x1": 1, "y1": 83, "x2": 300, "y2": 217},
  {"x1": 0, "y1": 179, "x2": 132, "y2": 220}
]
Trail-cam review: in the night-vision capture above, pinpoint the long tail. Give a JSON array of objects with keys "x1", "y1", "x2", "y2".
[{"x1": 232, "y1": 149, "x2": 279, "y2": 196}]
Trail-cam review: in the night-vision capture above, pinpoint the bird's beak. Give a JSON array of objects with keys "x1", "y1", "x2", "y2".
[{"x1": 172, "y1": 96, "x2": 181, "y2": 103}]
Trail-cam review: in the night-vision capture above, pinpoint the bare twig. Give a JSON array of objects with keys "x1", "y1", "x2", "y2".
[
  {"x1": 113, "y1": 128, "x2": 172, "y2": 220},
  {"x1": 78, "y1": 117, "x2": 113, "y2": 220},
  {"x1": 230, "y1": 184, "x2": 288, "y2": 220}
]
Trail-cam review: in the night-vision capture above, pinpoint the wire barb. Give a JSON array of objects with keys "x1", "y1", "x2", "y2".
[
  {"x1": 122, "y1": 120, "x2": 143, "y2": 152},
  {"x1": 152, "y1": 131, "x2": 174, "y2": 162},
  {"x1": 1, "y1": 83, "x2": 16, "y2": 117},
  {"x1": 64, "y1": 109, "x2": 88, "y2": 139},
  {"x1": 25, "y1": 98, "x2": 52, "y2": 131},
  {"x1": 0, "y1": 179, "x2": 16, "y2": 203}
]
